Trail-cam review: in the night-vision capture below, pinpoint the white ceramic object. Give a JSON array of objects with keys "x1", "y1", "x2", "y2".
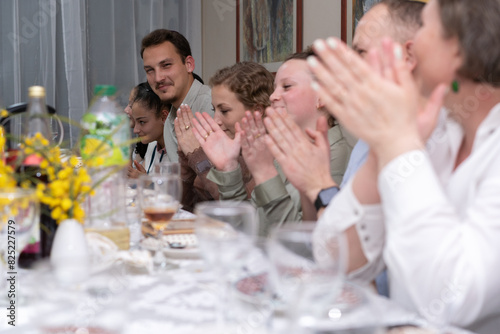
[{"x1": 50, "y1": 219, "x2": 90, "y2": 284}]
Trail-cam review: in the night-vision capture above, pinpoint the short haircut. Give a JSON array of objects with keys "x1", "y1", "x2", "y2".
[
  {"x1": 140, "y1": 29, "x2": 192, "y2": 63},
  {"x1": 379, "y1": 0, "x2": 425, "y2": 43},
  {"x1": 209, "y1": 62, "x2": 274, "y2": 111},
  {"x1": 438, "y1": 0, "x2": 500, "y2": 86},
  {"x1": 133, "y1": 82, "x2": 170, "y2": 118}
]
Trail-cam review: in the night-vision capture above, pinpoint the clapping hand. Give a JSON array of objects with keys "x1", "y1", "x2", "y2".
[
  {"x1": 239, "y1": 110, "x2": 278, "y2": 185},
  {"x1": 309, "y1": 37, "x2": 447, "y2": 169},
  {"x1": 174, "y1": 104, "x2": 201, "y2": 155},
  {"x1": 264, "y1": 109, "x2": 337, "y2": 201},
  {"x1": 191, "y1": 112, "x2": 241, "y2": 172},
  {"x1": 127, "y1": 160, "x2": 147, "y2": 179}
]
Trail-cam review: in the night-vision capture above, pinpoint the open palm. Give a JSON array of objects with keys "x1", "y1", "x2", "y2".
[{"x1": 192, "y1": 112, "x2": 241, "y2": 172}]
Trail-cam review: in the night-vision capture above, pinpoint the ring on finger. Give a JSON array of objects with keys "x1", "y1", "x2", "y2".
[
  {"x1": 204, "y1": 133, "x2": 209, "y2": 139},
  {"x1": 255, "y1": 133, "x2": 261, "y2": 139},
  {"x1": 185, "y1": 125, "x2": 190, "y2": 130}
]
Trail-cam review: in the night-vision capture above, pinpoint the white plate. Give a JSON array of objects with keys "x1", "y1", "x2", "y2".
[{"x1": 141, "y1": 234, "x2": 200, "y2": 259}]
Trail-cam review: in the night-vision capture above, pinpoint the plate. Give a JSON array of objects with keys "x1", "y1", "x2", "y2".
[{"x1": 141, "y1": 234, "x2": 200, "y2": 259}]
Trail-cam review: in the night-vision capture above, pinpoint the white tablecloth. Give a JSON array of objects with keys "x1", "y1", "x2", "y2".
[{"x1": 1, "y1": 255, "x2": 475, "y2": 334}]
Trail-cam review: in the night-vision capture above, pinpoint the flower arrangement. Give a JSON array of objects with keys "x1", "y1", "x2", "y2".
[
  {"x1": 21, "y1": 133, "x2": 94, "y2": 223},
  {"x1": 0, "y1": 108, "x2": 118, "y2": 225}
]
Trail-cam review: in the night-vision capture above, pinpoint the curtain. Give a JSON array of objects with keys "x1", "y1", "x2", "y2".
[{"x1": 0, "y1": 0, "x2": 202, "y2": 146}]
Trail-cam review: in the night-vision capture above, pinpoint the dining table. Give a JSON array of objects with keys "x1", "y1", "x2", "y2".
[{"x1": 0, "y1": 213, "x2": 476, "y2": 334}]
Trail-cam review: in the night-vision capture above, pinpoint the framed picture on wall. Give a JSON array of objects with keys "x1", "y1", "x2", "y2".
[{"x1": 236, "y1": 0, "x2": 303, "y2": 72}]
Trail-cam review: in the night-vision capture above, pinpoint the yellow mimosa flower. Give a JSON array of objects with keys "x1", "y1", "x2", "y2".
[{"x1": 61, "y1": 198, "x2": 72, "y2": 211}]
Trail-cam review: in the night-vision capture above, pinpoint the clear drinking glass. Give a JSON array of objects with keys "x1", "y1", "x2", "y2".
[
  {"x1": 267, "y1": 222, "x2": 346, "y2": 332},
  {"x1": 194, "y1": 201, "x2": 259, "y2": 331},
  {"x1": 0, "y1": 188, "x2": 39, "y2": 305},
  {"x1": 138, "y1": 174, "x2": 180, "y2": 271},
  {"x1": 124, "y1": 179, "x2": 142, "y2": 249},
  {"x1": 153, "y1": 161, "x2": 181, "y2": 176}
]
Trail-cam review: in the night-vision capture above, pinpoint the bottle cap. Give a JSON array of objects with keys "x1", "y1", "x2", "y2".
[
  {"x1": 28, "y1": 86, "x2": 46, "y2": 98},
  {"x1": 94, "y1": 85, "x2": 117, "y2": 97}
]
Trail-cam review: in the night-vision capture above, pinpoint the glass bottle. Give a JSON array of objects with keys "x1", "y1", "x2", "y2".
[{"x1": 18, "y1": 86, "x2": 57, "y2": 268}]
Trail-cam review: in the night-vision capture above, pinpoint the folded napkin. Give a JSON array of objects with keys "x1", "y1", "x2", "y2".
[{"x1": 86, "y1": 232, "x2": 153, "y2": 273}]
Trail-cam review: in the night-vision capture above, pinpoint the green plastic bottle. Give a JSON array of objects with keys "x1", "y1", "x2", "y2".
[{"x1": 80, "y1": 85, "x2": 130, "y2": 167}]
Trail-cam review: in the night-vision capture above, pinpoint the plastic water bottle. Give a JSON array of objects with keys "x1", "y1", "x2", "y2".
[
  {"x1": 80, "y1": 85, "x2": 130, "y2": 230},
  {"x1": 80, "y1": 85, "x2": 130, "y2": 167}
]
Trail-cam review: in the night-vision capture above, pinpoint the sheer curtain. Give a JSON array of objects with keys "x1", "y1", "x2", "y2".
[{"x1": 0, "y1": 0, "x2": 202, "y2": 146}]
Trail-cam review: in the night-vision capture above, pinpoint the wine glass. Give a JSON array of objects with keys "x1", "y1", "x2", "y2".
[
  {"x1": 267, "y1": 222, "x2": 346, "y2": 331},
  {"x1": 0, "y1": 188, "x2": 39, "y2": 305},
  {"x1": 138, "y1": 173, "x2": 180, "y2": 271},
  {"x1": 194, "y1": 201, "x2": 258, "y2": 330}
]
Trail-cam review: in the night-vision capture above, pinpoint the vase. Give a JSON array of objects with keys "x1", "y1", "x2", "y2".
[{"x1": 50, "y1": 218, "x2": 90, "y2": 283}]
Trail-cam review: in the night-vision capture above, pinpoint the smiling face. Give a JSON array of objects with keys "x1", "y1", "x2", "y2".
[
  {"x1": 270, "y1": 59, "x2": 319, "y2": 130},
  {"x1": 131, "y1": 102, "x2": 166, "y2": 145},
  {"x1": 142, "y1": 41, "x2": 194, "y2": 108},
  {"x1": 212, "y1": 85, "x2": 247, "y2": 139},
  {"x1": 413, "y1": 0, "x2": 462, "y2": 97}
]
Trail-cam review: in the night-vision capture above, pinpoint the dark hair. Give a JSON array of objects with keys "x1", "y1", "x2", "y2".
[
  {"x1": 140, "y1": 29, "x2": 192, "y2": 63},
  {"x1": 135, "y1": 142, "x2": 149, "y2": 160},
  {"x1": 284, "y1": 48, "x2": 337, "y2": 127},
  {"x1": 437, "y1": 0, "x2": 500, "y2": 86},
  {"x1": 209, "y1": 62, "x2": 274, "y2": 112},
  {"x1": 133, "y1": 82, "x2": 170, "y2": 118},
  {"x1": 379, "y1": 0, "x2": 425, "y2": 43}
]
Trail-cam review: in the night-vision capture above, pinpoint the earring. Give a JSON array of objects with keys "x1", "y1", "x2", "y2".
[{"x1": 451, "y1": 80, "x2": 460, "y2": 93}]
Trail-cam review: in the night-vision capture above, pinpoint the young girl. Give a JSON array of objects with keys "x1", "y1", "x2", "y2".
[
  {"x1": 174, "y1": 62, "x2": 274, "y2": 212},
  {"x1": 127, "y1": 82, "x2": 169, "y2": 178}
]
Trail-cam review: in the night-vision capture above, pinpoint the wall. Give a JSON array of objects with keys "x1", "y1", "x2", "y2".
[{"x1": 202, "y1": 0, "x2": 343, "y2": 81}]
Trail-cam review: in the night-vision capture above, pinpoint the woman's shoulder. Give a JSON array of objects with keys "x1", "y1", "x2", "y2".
[{"x1": 328, "y1": 124, "x2": 357, "y2": 149}]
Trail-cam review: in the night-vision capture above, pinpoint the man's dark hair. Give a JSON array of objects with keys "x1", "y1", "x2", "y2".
[{"x1": 140, "y1": 29, "x2": 192, "y2": 63}]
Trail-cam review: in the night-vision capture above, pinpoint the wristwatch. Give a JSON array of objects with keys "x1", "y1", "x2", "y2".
[{"x1": 314, "y1": 186, "x2": 340, "y2": 211}]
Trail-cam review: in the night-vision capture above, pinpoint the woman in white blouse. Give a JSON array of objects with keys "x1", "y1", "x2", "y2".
[{"x1": 308, "y1": 0, "x2": 500, "y2": 332}]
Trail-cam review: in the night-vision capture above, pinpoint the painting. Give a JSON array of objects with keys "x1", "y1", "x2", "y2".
[{"x1": 237, "y1": 0, "x2": 303, "y2": 72}]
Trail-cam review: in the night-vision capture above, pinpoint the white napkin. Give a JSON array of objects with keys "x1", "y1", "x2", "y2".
[{"x1": 85, "y1": 232, "x2": 153, "y2": 273}]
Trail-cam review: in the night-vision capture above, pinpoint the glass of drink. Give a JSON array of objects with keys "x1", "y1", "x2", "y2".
[
  {"x1": 0, "y1": 188, "x2": 39, "y2": 305},
  {"x1": 153, "y1": 161, "x2": 181, "y2": 177},
  {"x1": 267, "y1": 222, "x2": 347, "y2": 331},
  {"x1": 194, "y1": 201, "x2": 258, "y2": 330},
  {"x1": 138, "y1": 174, "x2": 180, "y2": 271}
]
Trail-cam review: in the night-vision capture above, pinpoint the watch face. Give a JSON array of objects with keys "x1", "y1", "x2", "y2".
[{"x1": 319, "y1": 186, "x2": 340, "y2": 205}]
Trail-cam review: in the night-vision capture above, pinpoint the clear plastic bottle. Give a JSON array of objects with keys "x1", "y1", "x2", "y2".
[
  {"x1": 80, "y1": 85, "x2": 130, "y2": 167},
  {"x1": 80, "y1": 85, "x2": 130, "y2": 231}
]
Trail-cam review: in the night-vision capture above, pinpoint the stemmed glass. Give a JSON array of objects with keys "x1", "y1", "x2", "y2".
[
  {"x1": 0, "y1": 188, "x2": 39, "y2": 305},
  {"x1": 194, "y1": 201, "x2": 258, "y2": 331},
  {"x1": 138, "y1": 173, "x2": 180, "y2": 271},
  {"x1": 267, "y1": 222, "x2": 346, "y2": 332}
]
